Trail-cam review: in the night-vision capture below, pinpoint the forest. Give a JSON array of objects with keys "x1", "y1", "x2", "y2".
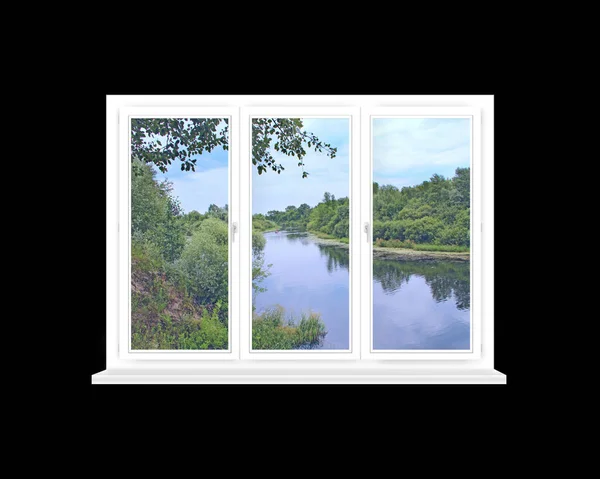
[{"x1": 253, "y1": 167, "x2": 470, "y2": 251}]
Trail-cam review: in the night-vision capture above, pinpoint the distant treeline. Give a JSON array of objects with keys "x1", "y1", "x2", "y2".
[
  {"x1": 254, "y1": 192, "x2": 349, "y2": 239},
  {"x1": 373, "y1": 168, "x2": 470, "y2": 247},
  {"x1": 253, "y1": 167, "x2": 470, "y2": 248}
]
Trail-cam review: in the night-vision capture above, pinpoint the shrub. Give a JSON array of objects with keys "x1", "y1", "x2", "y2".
[
  {"x1": 175, "y1": 218, "x2": 228, "y2": 310},
  {"x1": 252, "y1": 306, "x2": 327, "y2": 350},
  {"x1": 132, "y1": 301, "x2": 228, "y2": 350}
]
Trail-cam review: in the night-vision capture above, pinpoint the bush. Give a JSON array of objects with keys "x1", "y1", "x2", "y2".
[
  {"x1": 333, "y1": 218, "x2": 349, "y2": 238},
  {"x1": 403, "y1": 217, "x2": 444, "y2": 243},
  {"x1": 252, "y1": 306, "x2": 327, "y2": 350},
  {"x1": 131, "y1": 158, "x2": 185, "y2": 262},
  {"x1": 175, "y1": 218, "x2": 228, "y2": 310},
  {"x1": 132, "y1": 301, "x2": 227, "y2": 350},
  {"x1": 252, "y1": 215, "x2": 279, "y2": 232}
]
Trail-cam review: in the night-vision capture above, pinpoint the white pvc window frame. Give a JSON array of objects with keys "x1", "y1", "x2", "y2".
[
  {"x1": 118, "y1": 107, "x2": 240, "y2": 360},
  {"x1": 98, "y1": 95, "x2": 501, "y2": 384},
  {"x1": 360, "y1": 107, "x2": 482, "y2": 360},
  {"x1": 239, "y1": 106, "x2": 361, "y2": 360}
]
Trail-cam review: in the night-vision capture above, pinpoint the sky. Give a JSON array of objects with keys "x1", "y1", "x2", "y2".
[
  {"x1": 373, "y1": 118, "x2": 471, "y2": 189},
  {"x1": 150, "y1": 117, "x2": 468, "y2": 214},
  {"x1": 252, "y1": 118, "x2": 350, "y2": 214},
  {"x1": 153, "y1": 123, "x2": 229, "y2": 214}
]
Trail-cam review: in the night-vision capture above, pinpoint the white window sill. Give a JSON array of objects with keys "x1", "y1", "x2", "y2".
[{"x1": 92, "y1": 365, "x2": 506, "y2": 384}]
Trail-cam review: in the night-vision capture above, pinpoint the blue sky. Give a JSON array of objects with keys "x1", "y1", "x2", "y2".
[
  {"x1": 252, "y1": 118, "x2": 350, "y2": 214},
  {"x1": 152, "y1": 118, "x2": 349, "y2": 215},
  {"x1": 373, "y1": 118, "x2": 471, "y2": 188},
  {"x1": 150, "y1": 117, "x2": 468, "y2": 214},
  {"x1": 153, "y1": 122, "x2": 229, "y2": 214}
]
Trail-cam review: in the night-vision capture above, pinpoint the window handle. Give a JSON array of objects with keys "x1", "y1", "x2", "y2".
[
  {"x1": 364, "y1": 222, "x2": 370, "y2": 243},
  {"x1": 232, "y1": 221, "x2": 238, "y2": 242}
]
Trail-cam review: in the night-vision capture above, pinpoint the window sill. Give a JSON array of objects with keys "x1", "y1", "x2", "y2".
[{"x1": 92, "y1": 365, "x2": 506, "y2": 384}]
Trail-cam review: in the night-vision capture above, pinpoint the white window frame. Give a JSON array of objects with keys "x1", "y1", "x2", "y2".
[
  {"x1": 361, "y1": 107, "x2": 481, "y2": 360},
  {"x1": 95, "y1": 95, "x2": 504, "y2": 384},
  {"x1": 239, "y1": 106, "x2": 360, "y2": 360},
  {"x1": 118, "y1": 106, "x2": 240, "y2": 360}
]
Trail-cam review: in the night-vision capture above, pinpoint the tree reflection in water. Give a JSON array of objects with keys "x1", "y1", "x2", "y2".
[
  {"x1": 285, "y1": 232, "x2": 311, "y2": 246},
  {"x1": 303, "y1": 239, "x2": 469, "y2": 311},
  {"x1": 316, "y1": 244, "x2": 350, "y2": 274},
  {"x1": 373, "y1": 259, "x2": 470, "y2": 310}
]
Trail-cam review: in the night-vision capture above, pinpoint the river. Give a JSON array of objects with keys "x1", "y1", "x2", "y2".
[{"x1": 254, "y1": 230, "x2": 470, "y2": 350}]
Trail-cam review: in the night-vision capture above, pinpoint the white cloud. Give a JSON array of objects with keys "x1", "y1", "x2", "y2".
[
  {"x1": 252, "y1": 118, "x2": 350, "y2": 214},
  {"x1": 373, "y1": 118, "x2": 471, "y2": 178},
  {"x1": 253, "y1": 147, "x2": 349, "y2": 214},
  {"x1": 167, "y1": 167, "x2": 229, "y2": 214}
]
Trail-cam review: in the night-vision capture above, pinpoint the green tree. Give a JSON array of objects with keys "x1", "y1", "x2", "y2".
[
  {"x1": 252, "y1": 230, "x2": 271, "y2": 299},
  {"x1": 453, "y1": 167, "x2": 470, "y2": 206},
  {"x1": 176, "y1": 218, "x2": 228, "y2": 311},
  {"x1": 372, "y1": 168, "x2": 471, "y2": 247},
  {"x1": 131, "y1": 158, "x2": 185, "y2": 262},
  {"x1": 132, "y1": 117, "x2": 337, "y2": 178},
  {"x1": 252, "y1": 118, "x2": 337, "y2": 178}
]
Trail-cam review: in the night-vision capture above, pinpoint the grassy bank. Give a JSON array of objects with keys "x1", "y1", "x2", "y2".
[
  {"x1": 373, "y1": 246, "x2": 469, "y2": 262},
  {"x1": 374, "y1": 238, "x2": 469, "y2": 253},
  {"x1": 252, "y1": 306, "x2": 327, "y2": 349}
]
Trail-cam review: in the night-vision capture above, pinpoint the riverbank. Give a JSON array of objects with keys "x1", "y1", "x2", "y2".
[
  {"x1": 373, "y1": 246, "x2": 469, "y2": 262},
  {"x1": 304, "y1": 232, "x2": 469, "y2": 262}
]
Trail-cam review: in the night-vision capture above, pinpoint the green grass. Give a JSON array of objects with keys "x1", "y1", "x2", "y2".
[
  {"x1": 252, "y1": 306, "x2": 327, "y2": 350},
  {"x1": 374, "y1": 238, "x2": 469, "y2": 253}
]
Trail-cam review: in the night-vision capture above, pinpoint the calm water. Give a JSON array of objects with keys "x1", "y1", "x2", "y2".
[
  {"x1": 254, "y1": 231, "x2": 470, "y2": 350},
  {"x1": 372, "y1": 259, "x2": 470, "y2": 349},
  {"x1": 255, "y1": 231, "x2": 350, "y2": 349}
]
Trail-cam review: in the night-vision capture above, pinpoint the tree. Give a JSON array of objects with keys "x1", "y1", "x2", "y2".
[
  {"x1": 207, "y1": 204, "x2": 228, "y2": 222},
  {"x1": 132, "y1": 118, "x2": 337, "y2": 178},
  {"x1": 252, "y1": 230, "x2": 270, "y2": 298},
  {"x1": 131, "y1": 158, "x2": 185, "y2": 262},
  {"x1": 177, "y1": 218, "x2": 228, "y2": 308},
  {"x1": 453, "y1": 167, "x2": 470, "y2": 206},
  {"x1": 132, "y1": 118, "x2": 228, "y2": 173},
  {"x1": 252, "y1": 118, "x2": 336, "y2": 178}
]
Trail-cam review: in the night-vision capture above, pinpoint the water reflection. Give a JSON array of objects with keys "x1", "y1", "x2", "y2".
[
  {"x1": 285, "y1": 232, "x2": 311, "y2": 246},
  {"x1": 373, "y1": 259, "x2": 470, "y2": 310},
  {"x1": 372, "y1": 258, "x2": 470, "y2": 350},
  {"x1": 256, "y1": 231, "x2": 350, "y2": 349},
  {"x1": 317, "y1": 244, "x2": 349, "y2": 274},
  {"x1": 257, "y1": 230, "x2": 470, "y2": 350}
]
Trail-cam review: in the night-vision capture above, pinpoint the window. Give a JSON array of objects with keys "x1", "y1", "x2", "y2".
[
  {"x1": 360, "y1": 108, "x2": 482, "y2": 360},
  {"x1": 97, "y1": 96, "x2": 503, "y2": 384},
  {"x1": 240, "y1": 107, "x2": 360, "y2": 360},
  {"x1": 118, "y1": 107, "x2": 240, "y2": 360}
]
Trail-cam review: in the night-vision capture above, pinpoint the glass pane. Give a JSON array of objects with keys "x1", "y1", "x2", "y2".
[
  {"x1": 251, "y1": 118, "x2": 350, "y2": 350},
  {"x1": 372, "y1": 117, "x2": 471, "y2": 350},
  {"x1": 130, "y1": 117, "x2": 229, "y2": 350}
]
